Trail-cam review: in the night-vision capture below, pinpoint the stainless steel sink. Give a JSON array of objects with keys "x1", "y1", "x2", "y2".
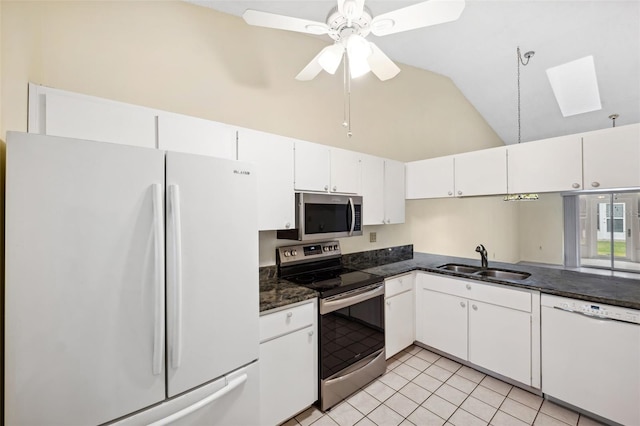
[
  {"x1": 437, "y1": 264, "x2": 482, "y2": 274},
  {"x1": 474, "y1": 269, "x2": 531, "y2": 280}
]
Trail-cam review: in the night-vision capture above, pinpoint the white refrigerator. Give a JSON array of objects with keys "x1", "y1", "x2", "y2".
[{"x1": 5, "y1": 132, "x2": 260, "y2": 425}]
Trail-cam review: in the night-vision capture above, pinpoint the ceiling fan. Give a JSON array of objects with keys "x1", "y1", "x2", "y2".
[{"x1": 242, "y1": 0, "x2": 466, "y2": 81}]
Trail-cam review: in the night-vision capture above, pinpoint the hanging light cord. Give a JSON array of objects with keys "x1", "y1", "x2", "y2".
[{"x1": 517, "y1": 46, "x2": 534, "y2": 144}]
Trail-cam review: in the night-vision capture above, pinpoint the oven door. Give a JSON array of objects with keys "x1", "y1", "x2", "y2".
[
  {"x1": 298, "y1": 193, "x2": 363, "y2": 241},
  {"x1": 318, "y1": 283, "x2": 385, "y2": 410}
]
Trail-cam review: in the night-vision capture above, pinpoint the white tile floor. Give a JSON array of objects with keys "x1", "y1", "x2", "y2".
[{"x1": 281, "y1": 345, "x2": 605, "y2": 426}]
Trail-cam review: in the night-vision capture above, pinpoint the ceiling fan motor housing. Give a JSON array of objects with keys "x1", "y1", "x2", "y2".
[{"x1": 326, "y1": 6, "x2": 373, "y2": 41}]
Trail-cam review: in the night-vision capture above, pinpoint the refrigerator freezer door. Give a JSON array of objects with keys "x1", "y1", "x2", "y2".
[
  {"x1": 112, "y1": 362, "x2": 259, "y2": 426},
  {"x1": 165, "y1": 151, "x2": 259, "y2": 397},
  {"x1": 5, "y1": 132, "x2": 166, "y2": 425}
]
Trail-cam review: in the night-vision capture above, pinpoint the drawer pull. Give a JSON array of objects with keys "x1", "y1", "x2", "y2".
[
  {"x1": 286, "y1": 312, "x2": 293, "y2": 318},
  {"x1": 472, "y1": 304, "x2": 478, "y2": 311},
  {"x1": 308, "y1": 330, "x2": 314, "y2": 337},
  {"x1": 460, "y1": 302, "x2": 466, "y2": 308},
  {"x1": 466, "y1": 284, "x2": 471, "y2": 290}
]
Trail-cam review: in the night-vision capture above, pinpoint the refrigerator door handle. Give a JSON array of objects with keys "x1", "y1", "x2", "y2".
[
  {"x1": 168, "y1": 184, "x2": 183, "y2": 369},
  {"x1": 152, "y1": 183, "x2": 165, "y2": 376},
  {"x1": 147, "y1": 373, "x2": 248, "y2": 426}
]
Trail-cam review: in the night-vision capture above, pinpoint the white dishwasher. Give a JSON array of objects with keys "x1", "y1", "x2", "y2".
[{"x1": 541, "y1": 294, "x2": 640, "y2": 426}]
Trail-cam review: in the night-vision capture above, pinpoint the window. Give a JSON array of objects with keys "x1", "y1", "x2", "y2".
[{"x1": 567, "y1": 192, "x2": 640, "y2": 273}]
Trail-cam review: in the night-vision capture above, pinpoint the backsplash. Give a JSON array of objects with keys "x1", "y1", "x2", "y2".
[{"x1": 342, "y1": 244, "x2": 413, "y2": 269}]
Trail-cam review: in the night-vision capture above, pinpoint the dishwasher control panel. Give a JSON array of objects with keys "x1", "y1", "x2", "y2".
[{"x1": 543, "y1": 295, "x2": 640, "y2": 325}]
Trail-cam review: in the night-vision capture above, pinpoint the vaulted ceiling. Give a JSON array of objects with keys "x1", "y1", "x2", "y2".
[{"x1": 188, "y1": 1, "x2": 640, "y2": 145}]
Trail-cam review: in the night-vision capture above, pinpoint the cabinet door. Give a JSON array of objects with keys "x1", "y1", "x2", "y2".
[
  {"x1": 361, "y1": 154, "x2": 386, "y2": 226},
  {"x1": 157, "y1": 113, "x2": 236, "y2": 159},
  {"x1": 468, "y1": 301, "x2": 531, "y2": 385},
  {"x1": 405, "y1": 156, "x2": 455, "y2": 199},
  {"x1": 416, "y1": 287, "x2": 467, "y2": 360},
  {"x1": 386, "y1": 291, "x2": 415, "y2": 359},
  {"x1": 259, "y1": 325, "x2": 317, "y2": 426},
  {"x1": 583, "y1": 124, "x2": 640, "y2": 190},
  {"x1": 384, "y1": 159, "x2": 406, "y2": 224},
  {"x1": 238, "y1": 128, "x2": 295, "y2": 230},
  {"x1": 455, "y1": 147, "x2": 507, "y2": 197},
  {"x1": 44, "y1": 91, "x2": 157, "y2": 148},
  {"x1": 330, "y1": 147, "x2": 361, "y2": 194},
  {"x1": 507, "y1": 135, "x2": 582, "y2": 193},
  {"x1": 294, "y1": 140, "x2": 330, "y2": 192}
]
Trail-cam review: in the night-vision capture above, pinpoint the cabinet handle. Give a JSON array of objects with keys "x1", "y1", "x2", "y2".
[
  {"x1": 308, "y1": 330, "x2": 314, "y2": 337},
  {"x1": 466, "y1": 284, "x2": 471, "y2": 290},
  {"x1": 448, "y1": 191, "x2": 453, "y2": 196},
  {"x1": 386, "y1": 219, "x2": 391, "y2": 224},
  {"x1": 460, "y1": 302, "x2": 466, "y2": 308},
  {"x1": 324, "y1": 185, "x2": 329, "y2": 191},
  {"x1": 591, "y1": 182, "x2": 600, "y2": 188},
  {"x1": 457, "y1": 190, "x2": 462, "y2": 195},
  {"x1": 472, "y1": 304, "x2": 478, "y2": 310},
  {"x1": 382, "y1": 219, "x2": 386, "y2": 224},
  {"x1": 333, "y1": 186, "x2": 337, "y2": 192},
  {"x1": 386, "y1": 301, "x2": 391, "y2": 306},
  {"x1": 572, "y1": 183, "x2": 580, "y2": 189},
  {"x1": 286, "y1": 312, "x2": 293, "y2": 318},
  {"x1": 285, "y1": 222, "x2": 291, "y2": 229}
]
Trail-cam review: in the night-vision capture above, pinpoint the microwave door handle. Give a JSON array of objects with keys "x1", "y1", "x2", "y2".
[{"x1": 348, "y1": 197, "x2": 355, "y2": 236}]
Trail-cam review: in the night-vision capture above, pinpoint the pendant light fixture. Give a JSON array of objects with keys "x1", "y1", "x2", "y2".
[{"x1": 505, "y1": 46, "x2": 539, "y2": 202}]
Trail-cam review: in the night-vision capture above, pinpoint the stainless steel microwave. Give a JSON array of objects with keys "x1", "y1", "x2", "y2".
[{"x1": 277, "y1": 193, "x2": 363, "y2": 241}]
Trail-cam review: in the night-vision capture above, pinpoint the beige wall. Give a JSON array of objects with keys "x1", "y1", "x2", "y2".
[
  {"x1": 518, "y1": 193, "x2": 564, "y2": 265},
  {"x1": 1, "y1": 0, "x2": 536, "y2": 268}
]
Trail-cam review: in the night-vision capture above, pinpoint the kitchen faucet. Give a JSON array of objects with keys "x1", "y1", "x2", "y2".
[{"x1": 475, "y1": 244, "x2": 488, "y2": 269}]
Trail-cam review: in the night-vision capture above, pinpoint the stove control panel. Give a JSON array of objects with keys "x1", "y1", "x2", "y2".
[{"x1": 277, "y1": 241, "x2": 341, "y2": 265}]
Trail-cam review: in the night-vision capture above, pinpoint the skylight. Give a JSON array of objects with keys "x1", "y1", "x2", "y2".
[{"x1": 546, "y1": 56, "x2": 602, "y2": 117}]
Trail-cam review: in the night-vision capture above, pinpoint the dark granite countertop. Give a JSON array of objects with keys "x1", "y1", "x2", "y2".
[
  {"x1": 357, "y1": 253, "x2": 640, "y2": 310},
  {"x1": 259, "y1": 247, "x2": 640, "y2": 311}
]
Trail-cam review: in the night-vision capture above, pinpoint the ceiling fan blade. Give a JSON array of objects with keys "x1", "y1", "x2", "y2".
[
  {"x1": 367, "y1": 43, "x2": 401, "y2": 81},
  {"x1": 337, "y1": 0, "x2": 365, "y2": 24},
  {"x1": 296, "y1": 46, "x2": 343, "y2": 81},
  {"x1": 243, "y1": 9, "x2": 330, "y2": 35},
  {"x1": 371, "y1": 0, "x2": 465, "y2": 37}
]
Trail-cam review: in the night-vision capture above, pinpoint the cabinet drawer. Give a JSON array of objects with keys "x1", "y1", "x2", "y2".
[
  {"x1": 385, "y1": 274, "x2": 413, "y2": 297},
  {"x1": 419, "y1": 273, "x2": 531, "y2": 312},
  {"x1": 260, "y1": 301, "x2": 315, "y2": 342}
]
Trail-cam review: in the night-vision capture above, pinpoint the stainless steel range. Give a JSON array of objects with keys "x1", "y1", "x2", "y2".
[{"x1": 277, "y1": 241, "x2": 386, "y2": 411}]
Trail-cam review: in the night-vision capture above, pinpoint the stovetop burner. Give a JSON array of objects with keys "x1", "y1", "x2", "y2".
[{"x1": 277, "y1": 241, "x2": 383, "y2": 298}]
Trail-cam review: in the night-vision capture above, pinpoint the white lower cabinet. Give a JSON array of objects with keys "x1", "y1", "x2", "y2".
[
  {"x1": 259, "y1": 300, "x2": 318, "y2": 426},
  {"x1": 415, "y1": 273, "x2": 540, "y2": 388},
  {"x1": 385, "y1": 273, "x2": 415, "y2": 358}
]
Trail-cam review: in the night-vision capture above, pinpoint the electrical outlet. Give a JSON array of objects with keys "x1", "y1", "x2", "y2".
[{"x1": 370, "y1": 232, "x2": 377, "y2": 243}]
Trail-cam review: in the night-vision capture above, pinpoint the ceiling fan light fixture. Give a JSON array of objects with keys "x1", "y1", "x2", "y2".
[
  {"x1": 346, "y1": 34, "x2": 372, "y2": 78},
  {"x1": 318, "y1": 44, "x2": 345, "y2": 74}
]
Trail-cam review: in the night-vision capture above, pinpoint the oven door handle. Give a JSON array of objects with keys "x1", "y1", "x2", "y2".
[{"x1": 320, "y1": 284, "x2": 384, "y2": 315}]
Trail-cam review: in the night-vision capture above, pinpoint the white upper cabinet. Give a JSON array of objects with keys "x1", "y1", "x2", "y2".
[
  {"x1": 237, "y1": 128, "x2": 295, "y2": 231},
  {"x1": 507, "y1": 135, "x2": 583, "y2": 194},
  {"x1": 405, "y1": 155, "x2": 455, "y2": 199},
  {"x1": 157, "y1": 112, "x2": 236, "y2": 159},
  {"x1": 582, "y1": 123, "x2": 640, "y2": 190},
  {"x1": 455, "y1": 146, "x2": 508, "y2": 197},
  {"x1": 294, "y1": 141, "x2": 361, "y2": 194},
  {"x1": 361, "y1": 155, "x2": 405, "y2": 225},
  {"x1": 31, "y1": 87, "x2": 157, "y2": 148},
  {"x1": 294, "y1": 140, "x2": 331, "y2": 192},
  {"x1": 384, "y1": 159, "x2": 406, "y2": 224},
  {"x1": 361, "y1": 154, "x2": 386, "y2": 226},
  {"x1": 330, "y1": 147, "x2": 361, "y2": 194}
]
